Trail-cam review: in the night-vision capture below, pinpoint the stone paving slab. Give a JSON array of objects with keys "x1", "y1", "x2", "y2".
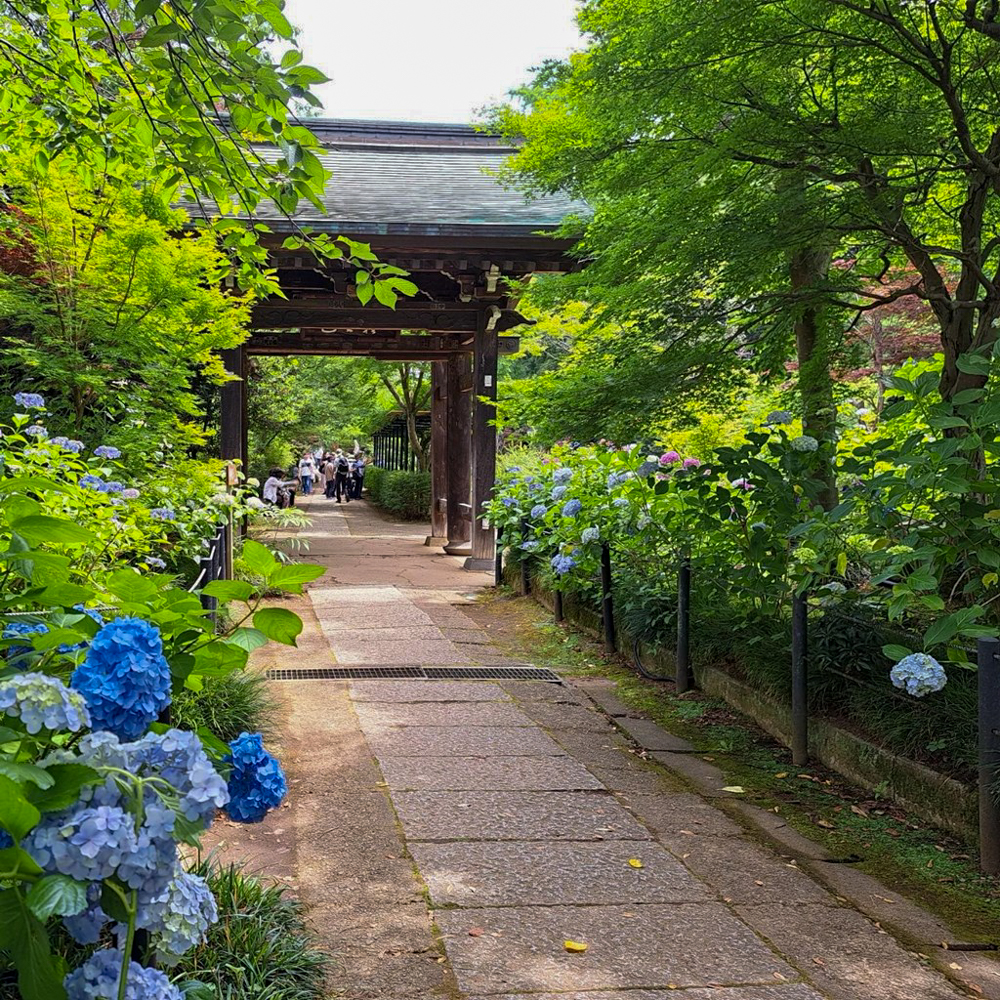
[
  {"x1": 391, "y1": 790, "x2": 651, "y2": 842},
  {"x1": 349, "y1": 680, "x2": 510, "y2": 702},
  {"x1": 550, "y1": 730, "x2": 648, "y2": 771},
  {"x1": 519, "y1": 701, "x2": 620, "y2": 733},
  {"x1": 616, "y1": 716, "x2": 695, "y2": 753},
  {"x1": 434, "y1": 903, "x2": 798, "y2": 993},
  {"x1": 618, "y1": 791, "x2": 743, "y2": 838},
  {"x1": 330, "y1": 638, "x2": 475, "y2": 665},
  {"x1": 366, "y1": 726, "x2": 565, "y2": 758},
  {"x1": 587, "y1": 763, "x2": 681, "y2": 795},
  {"x1": 467, "y1": 990, "x2": 826, "y2": 1000},
  {"x1": 354, "y1": 701, "x2": 535, "y2": 729},
  {"x1": 377, "y1": 755, "x2": 604, "y2": 791},
  {"x1": 309, "y1": 585, "x2": 406, "y2": 604},
  {"x1": 665, "y1": 835, "x2": 833, "y2": 905},
  {"x1": 736, "y1": 903, "x2": 966, "y2": 1000},
  {"x1": 499, "y1": 680, "x2": 594, "y2": 704},
  {"x1": 411, "y1": 840, "x2": 713, "y2": 907}
]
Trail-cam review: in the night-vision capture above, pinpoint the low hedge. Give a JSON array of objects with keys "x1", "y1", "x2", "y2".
[{"x1": 365, "y1": 466, "x2": 431, "y2": 520}]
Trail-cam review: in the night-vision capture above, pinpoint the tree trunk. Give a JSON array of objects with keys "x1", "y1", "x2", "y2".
[{"x1": 789, "y1": 243, "x2": 838, "y2": 510}]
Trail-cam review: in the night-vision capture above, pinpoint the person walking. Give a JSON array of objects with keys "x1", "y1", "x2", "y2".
[
  {"x1": 298, "y1": 453, "x2": 316, "y2": 496},
  {"x1": 334, "y1": 450, "x2": 351, "y2": 503},
  {"x1": 351, "y1": 453, "x2": 366, "y2": 499},
  {"x1": 323, "y1": 454, "x2": 337, "y2": 499}
]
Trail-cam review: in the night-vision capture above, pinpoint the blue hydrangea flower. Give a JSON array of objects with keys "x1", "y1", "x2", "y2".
[
  {"x1": 890, "y1": 653, "x2": 947, "y2": 698},
  {"x1": 551, "y1": 485, "x2": 568, "y2": 502},
  {"x1": 143, "y1": 556, "x2": 166, "y2": 570},
  {"x1": 766, "y1": 410, "x2": 793, "y2": 425},
  {"x1": 71, "y1": 617, "x2": 172, "y2": 740},
  {"x1": 0, "y1": 673, "x2": 91, "y2": 733},
  {"x1": 65, "y1": 948, "x2": 182, "y2": 1000},
  {"x1": 607, "y1": 471, "x2": 632, "y2": 490},
  {"x1": 612, "y1": 497, "x2": 629, "y2": 509},
  {"x1": 520, "y1": 540, "x2": 539, "y2": 552},
  {"x1": 79, "y1": 475, "x2": 107, "y2": 492},
  {"x1": 13, "y1": 392, "x2": 45, "y2": 409},
  {"x1": 551, "y1": 553, "x2": 577, "y2": 575},
  {"x1": 122, "y1": 488, "x2": 140, "y2": 500},
  {"x1": 528, "y1": 482, "x2": 543, "y2": 494},
  {"x1": 637, "y1": 461, "x2": 659, "y2": 477},
  {"x1": 93, "y1": 445, "x2": 122, "y2": 459},
  {"x1": 581, "y1": 527, "x2": 600, "y2": 544},
  {"x1": 26, "y1": 804, "x2": 138, "y2": 882},
  {"x1": 790, "y1": 435, "x2": 819, "y2": 452},
  {"x1": 530, "y1": 504, "x2": 547, "y2": 519},
  {"x1": 224, "y1": 732, "x2": 287, "y2": 823},
  {"x1": 25, "y1": 424, "x2": 47, "y2": 438},
  {"x1": 553, "y1": 467, "x2": 573, "y2": 484},
  {"x1": 561, "y1": 499, "x2": 582, "y2": 518},
  {"x1": 3, "y1": 620, "x2": 49, "y2": 659},
  {"x1": 149, "y1": 507, "x2": 175, "y2": 521},
  {"x1": 103, "y1": 481, "x2": 124, "y2": 493},
  {"x1": 63, "y1": 884, "x2": 109, "y2": 945},
  {"x1": 51, "y1": 437, "x2": 85, "y2": 453},
  {"x1": 136, "y1": 866, "x2": 218, "y2": 964},
  {"x1": 501, "y1": 496, "x2": 516, "y2": 507}
]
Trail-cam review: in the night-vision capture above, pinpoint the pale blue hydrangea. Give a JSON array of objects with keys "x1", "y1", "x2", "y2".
[
  {"x1": 520, "y1": 540, "x2": 539, "y2": 552},
  {"x1": 561, "y1": 498, "x2": 582, "y2": 518},
  {"x1": 149, "y1": 507, "x2": 174, "y2": 520},
  {"x1": 581, "y1": 527, "x2": 600, "y2": 544},
  {"x1": 636, "y1": 460, "x2": 659, "y2": 477},
  {"x1": 50, "y1": 436, "x2": 85, "y2": 453},
  {"x1": 64, "y1": 948, "x2": 182, "y2": 1000},
  {"x1": 144, "y1": 556, "x2": 166, "y2": 569},
  {"x1": 607, "y1": 471, "x2": 632, "y2": 489},
  {"x1": 612, "y1": 497, "x2": 629, "y2": 508},
  {"x1": 121, "y1": 488, "x2": 140, "y2": 500},
  {"x1": 136, "y1": 866, "x2": 218, "y2": 964},
  {"x1": 93, "y1": 445, "x2": 122, "y2": 459},
  {"x1": 551, "y1": 485, "x2": 568, "y2": 502},
  {"x1": 766, "y1": 410, "x2": 793, "y2": 425},
  {"x1": 530, "y1": 504, "x2": 547, "y2": 519},
  {"x1": 79, "y1": 475, "x2": 107, "y2": 492},
  {"x1": 890, "y1": 653, "x2": 947, "y2": 698},
  {"x1": 551, "y1": 553, "x2": 577, "y2": 575},
  {"x1": 26, "y1": 804, "x2": 138, "y2": 882},
  {"x1": 790, "y1": 435, "x2": 819, "y2": 452},
  {"x1": 500, "y1": 496, "x2": 516, "y2": 508},
  {"x1": 103, "y1": 481, "x2": 125, "y2": 493},
  {"x1": 552, "y1": 467, "x2": 573, "y2": 484},
  {"x1": 0, "y1": 673, "x2": 91, "y2": 733},
  {"x1": 63, "y1": 884, "x2": 109, "y2": 945},
  {"x1": 13, "y1": 392, "x2": 45, "y2": 409},
  {"x1": 25, "y1": 424, "x2": 47, "y2": 438}
]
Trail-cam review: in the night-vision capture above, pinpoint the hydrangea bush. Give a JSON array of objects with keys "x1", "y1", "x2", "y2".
[{"x1": 0, "y1": 392, "x2": 325, "y2": 999}]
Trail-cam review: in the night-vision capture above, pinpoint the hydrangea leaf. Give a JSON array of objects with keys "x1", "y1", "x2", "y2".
[
  {"x1": 227, "y1": 627, "x2": 270, "y2": 653},
  {"x1": 0, "y1": 775, "x2": 41, "y2": 840},
  {"x1": 240, "y1": 540, "x2": 279, "y2": 580},
  {"x1": 105, "y1": 569, "x2": 159, "y2": 604},
  {"x1": 0, "y1": 889, "x2": 67, "y2": 1000},
  {"x1": 24, "y1": 764, "x2": 101, "y2": 814},
  {"x1": 0, "y1": 762, "x2": 54, "y2": 790},
  {"x1": 26, "y1": 874, "x2": 88, "y2": 921},
  {"x1": 202, "y1": 580, "x2": 257, "y2": 603},
  {"x1": 9, "y1": 516, "x2": 96, "y2": 546},
  {"x1": 268, "y1": 563, "x2": 326, "y2": 588},
  {"x1": 253, "y1": 608, "x2": 303, "y2": 646}
]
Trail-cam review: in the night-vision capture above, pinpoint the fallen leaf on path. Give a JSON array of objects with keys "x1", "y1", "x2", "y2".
[
  {"x1": 816, "y1": 819, "x2": 835, "y2": 829},
  {"x1": 850, "y1": 804, "x2": 869, "y2": 818},
  {"x1": 628, "y1": 858, "x2": 644, "y2": 869},
  {"x1": 564, "y1": 940, "x2": 588, "y2": 953},
  {"x1": 722, "y1": 786, "x2": 745, "y2": 793},
  {"x1": 949, "y1": 962, "x2": 963, "y2": 970},
  {"x1": 774, "y1": 772, "x2": 788, "y2": 779},
  {"x1": 468, "y1": 927, "x2": 484, "y2": 937},
  {"x1": 813, "y1": 957, "x2": 826, "y2": 967}
]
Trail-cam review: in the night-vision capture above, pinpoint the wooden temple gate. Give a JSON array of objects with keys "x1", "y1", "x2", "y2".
[{"x1": 218, "y1": 120, "x2": 580, "y2": 570}]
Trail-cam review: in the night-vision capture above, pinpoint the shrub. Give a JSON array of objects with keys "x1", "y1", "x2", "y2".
[
  {"x1": 175, "y1": 863, "x2": 331, "y2": 1000},
  {"x1": 172, "y1": 671, "x2": 278, "y2": 743},
  {"x1": 366, "y1": 466, "x2": 431, "y2": 520}
]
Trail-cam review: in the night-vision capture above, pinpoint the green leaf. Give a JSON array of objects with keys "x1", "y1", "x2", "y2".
[
  {"x1": 227, "y1": 627, "x2": 269, "y2": 652},
  {"x1": 0, "y1": 775, "x2": 41, "y2": 841},
  {"x1": 0, "y1": 762, "x2": 54, "y2": 790},
  {"x1": 181, "y1": 980, "x2": 218, "y2": 1000},
  {"x1": 106, "y1": 568, "x2": 159, "y2": 603},
  {"x1": 0, "y1": 889, "x2": 67, "y2": 1000},
  {"x1": 240, "y1": 540, "x2": 278, "y2": 579},
  {"x1": 882, "y1": 644, "x2": 912, "y2": 661},
  {"x1": 38, "y1": 583, "x2": 95, "y2": 607},
  {"x1": 0, "y1": 846, "x2": 42, "y2": 877},
  {"x1": 268, "y1": 563, "x2": 326, "y2": 588},
  {"x1": 373, "y1": 281, "x2": 398, "y2": 308},
  {"x1": 957, "y1": 353, "x2": 991, "y2": 375},
  {"x1": 26, "y1": 875, "x2": 88, "y2": 921},
  {"x1": 253, "y1": 607, "x2": 302, "y2": 646},
  {"x1": 356, "y1": 281, "x2": 375, "y2": 305},
  {"x1": 25, "y1": 765, "x2": 101, "y2": 814},
  {"x1": 202, "y1": 579, "x2": 257, "y2": 602},
  {"x1": 134, "y1": 0, "x2": 163, "y2": 16},
  {"x1": 10, "y1": 516, "x2": 95, "y2": 546}
]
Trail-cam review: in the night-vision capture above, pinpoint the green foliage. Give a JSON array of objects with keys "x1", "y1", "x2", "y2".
[
  {"x1": 175, "y1": 863, "x2": 331, "y2": 1000},
  {"x1": 365, "y1": 466, "x2": 431, "y2": 520},
  {"x1": 172, "y1": 672, "x2": 277, "y2": 744}
]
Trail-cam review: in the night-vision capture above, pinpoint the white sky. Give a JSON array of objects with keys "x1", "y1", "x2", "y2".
[{"x1": 282, "y1": 0, "x2": 583, "y2": 123}]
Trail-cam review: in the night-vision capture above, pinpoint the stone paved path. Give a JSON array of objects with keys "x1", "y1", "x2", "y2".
[{"x1": 221, "y1": 494, "x2": 976, "y2": 1000}]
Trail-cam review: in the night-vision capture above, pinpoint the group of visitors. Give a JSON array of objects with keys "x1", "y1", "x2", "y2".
[{"x1": 262, "y1": 447, "x2": 367, "y2": 507}]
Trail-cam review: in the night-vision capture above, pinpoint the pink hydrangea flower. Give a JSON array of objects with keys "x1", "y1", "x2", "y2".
[
  {"x1": 660, "y1": 451, "x2": 680, "y2": 465},
  {"x1": 683, "y1": 457, "x2": 702, "y2": 468}
]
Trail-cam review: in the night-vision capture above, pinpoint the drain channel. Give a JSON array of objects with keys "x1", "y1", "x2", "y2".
[{"x1": 265, "y1": 664, "x2": 562, "y2": 683}]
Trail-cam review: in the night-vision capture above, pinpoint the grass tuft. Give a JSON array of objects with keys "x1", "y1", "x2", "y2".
[{"x1": 172, "y1": 671, "x2": 277, "y2": 743}]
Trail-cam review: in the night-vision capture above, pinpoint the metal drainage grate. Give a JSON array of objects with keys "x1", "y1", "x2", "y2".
[{"x1": 265, "y1": 665, "x2": 562, "y2": 683}]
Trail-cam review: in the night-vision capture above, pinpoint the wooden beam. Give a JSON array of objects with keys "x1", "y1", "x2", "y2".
[
  {"x1": 468, "y1": 310, "x2": 499, "y2": 570},
  {"x1": 250, "y1": 300, "x2": 527, "y2": 333},
  {"x1": 444, "y1": 353, "x2": 472, "y2": 551},
  {"x1": 220, "y1": 346, "x2": 246, "y2": 472},
  {"x1": 426, "y1": 361, "x2": 449, "y2": 546},
  {"x1": 245, "y1": 331, "x2": 521, "y2": 357}
]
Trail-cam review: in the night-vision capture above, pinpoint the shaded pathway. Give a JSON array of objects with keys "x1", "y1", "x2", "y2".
[{"x1": 225, "y1": 494, "x2": 974, "y2": 1000}]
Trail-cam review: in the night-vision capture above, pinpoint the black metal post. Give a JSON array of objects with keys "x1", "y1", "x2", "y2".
[
  {"x1": 676, "y1": 556, "x2": 691, "y2": 694},
  {"x1": 519, "y1": 518, "x2": 531, "y2": 595},
  {"x1": 600, "y1": 542, "x2": 616, "y2": 654},
  {"x1": 791, "y1": 590, "x2": 808, "y2": 766},
  {"x1": 554, "y1": 588, "x2": 564, "y2": 623},
  {"x1": 494, "y1": 525, "x2": 503, "y2": 586},
  {"x1": 978, "y1": 637, "x2": 1000, "y2": 873}
]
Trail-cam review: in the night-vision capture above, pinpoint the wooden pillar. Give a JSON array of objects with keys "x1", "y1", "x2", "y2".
[
  {"x1": 467, "y1": 309, "x2": 498, "y2": 570},
  {"x1": 444, "y1": 352, "x2": 472, "y2": 552},
  {"x1": 426, "y1": 361, "x2": 449, "y2": 546},
  {"x1": 220, "y1": 346, "x2": 247, "y2": 472}
]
